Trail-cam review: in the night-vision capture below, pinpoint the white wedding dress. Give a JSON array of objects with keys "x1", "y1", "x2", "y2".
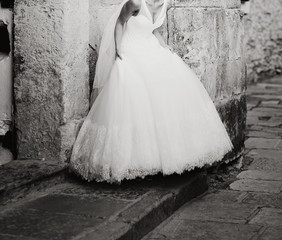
[{"x1": 70, "y1": 0, "x2": 233, "y2": 183}]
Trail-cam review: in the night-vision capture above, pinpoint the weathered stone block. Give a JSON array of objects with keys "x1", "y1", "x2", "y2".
[
  {"x1": 14, "y1": 0, "x2": 89, "y2": 161},
  {"x1": 237, "y1": 170, "x2": 282, "y2": 181},
  {"x1": 0, "y1": 208, "x2": 102, "y2": 240},
  {"x1": 244, "y1": 0, "x2": 282, "y2": 82},
  {"x1": 230, "y1": 179, "x2": 282, "y2": 193},
  {"x1": 242, "y1": 192, "x2": 282, "y2": 208},
  {"x1": 249, "y1": 208, "x2": 282, "y2": 227},
  {"x1": 144, "y1": 219, "x2": 260, "y2": 240},
  {"x1": 247, "y1": 149, "x2": 282, "y2": 173},
  {"x1": 258, "y1": 227, "x2": 282, "y2": 240},
  {"x1": 245, "y1": 138, "x2": 281, "y2": 150},
  {"x1": 173, "y1": 0, "x2": 241, "y2": 9},
  {"x1": 246, "y1": 130, "x2": 281, "y2": 139},
  {"x1": 217, "y1": 95, "x2": 247, "y2": 161},
  {"x1": 167, "y1": 7, "x2": 244, "y2": 100},
  {"x1": 200, "y1": 190, "x2": 246, "y2": 203},
  {"x1": 175, "y1": 201, "x2": 257, "y2": 224},
  {"x1": 25, "y1": 194, "x2": 128, "y2": 217}
]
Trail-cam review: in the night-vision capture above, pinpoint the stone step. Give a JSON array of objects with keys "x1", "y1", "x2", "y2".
[
  {"x1": 237, "y1": 170, "x2": 282, "y2": 181},
  {"x1": 0, "y1": 169, "x2": 207, "y2": 240},
  {"x1": 73, "y1": 170, "x2": 208, "y2": 240},
  {"x1": 230, "y1": 179, "x2": 282, "y2": 193},
  {"x1": 0, "y1": 160, "x2": 67, "y2": 205}
]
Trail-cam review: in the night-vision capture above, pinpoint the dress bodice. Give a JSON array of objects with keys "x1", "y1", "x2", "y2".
[
  {"x1": 127, "y1": 0, "x2": 167, "y2": 34},
  {"x1": 121, "y1": 0, "x2": 167, "y2": 53}
]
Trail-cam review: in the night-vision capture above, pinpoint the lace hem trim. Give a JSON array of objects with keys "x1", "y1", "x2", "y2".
[{"x1": 70, "y1": 144, "x2": 232, "y2": 184}]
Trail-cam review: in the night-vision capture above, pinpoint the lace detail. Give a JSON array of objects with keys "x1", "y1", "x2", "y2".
[
  {"x1": 70, "y1": 149, "x2": 230, "y2": 184},
  {"x1": 70, "y1": 120, "x2": 233, "y2": 184}
]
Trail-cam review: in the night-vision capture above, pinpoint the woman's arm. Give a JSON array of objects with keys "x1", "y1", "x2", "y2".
[
  {"x1": 114, "y1": 19, "x2": 124, "y2": 60},
  {"x1": 115, "y1": 0, "x2": 141, "y2": 60}
]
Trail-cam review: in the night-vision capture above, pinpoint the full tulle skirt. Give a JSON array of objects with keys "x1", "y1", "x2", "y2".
[{"x1": 69, "y1": 43, "x2": 233, "y2": 183}]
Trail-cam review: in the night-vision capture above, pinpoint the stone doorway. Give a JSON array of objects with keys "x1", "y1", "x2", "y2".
[
  {"x1": 0, "y1": 1, "x2": 13, "y2": 165},
  {"x1": 13, "y1": 0, "x2": 90, "y2": 162},
  {"x1": 4, "y1": 0, "x2": 246, "y2": 165}
]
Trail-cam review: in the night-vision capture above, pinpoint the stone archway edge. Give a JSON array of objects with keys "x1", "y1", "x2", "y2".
[{"x1": 13, "y1": 0, "x2": 89, "y2": 162}]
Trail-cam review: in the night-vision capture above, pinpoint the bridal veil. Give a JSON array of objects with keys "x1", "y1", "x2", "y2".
[{"x1": 93, "y1": 0, "x2": 129, "y2": 91}]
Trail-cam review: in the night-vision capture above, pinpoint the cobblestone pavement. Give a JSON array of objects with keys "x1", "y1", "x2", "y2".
[{"x1": 143, "y1": 75, "x2": 282, "y2": 240}]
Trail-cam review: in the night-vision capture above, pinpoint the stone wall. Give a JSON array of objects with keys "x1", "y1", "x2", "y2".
[
  {"x1": 13, "y1": 0, "x2": 246, "y2": 163},
  {"x1": 89, "y1": 0, "x2": 246, "y2": 161},
  {"x1": 14, "y1": 0, "x2": 89, "y2": 162},
  {"x1": 169, "y1": 0, "x2": 246, "y2": 161},
  {"x1": 244, "y1": 0, "x2": 282, "y2": 82}
]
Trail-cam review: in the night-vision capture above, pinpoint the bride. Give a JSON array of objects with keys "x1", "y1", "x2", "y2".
[{"x1": 69, "y1": 0, "x2": 233, "y2": 183}]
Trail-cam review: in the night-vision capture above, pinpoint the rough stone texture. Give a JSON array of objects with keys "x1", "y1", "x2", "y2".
[
  {"x1": 244, "y1": 0, "x2": 282, "y2": 82},
  {"x1": 242, "y1": 192, "x2": 282, "y2": 208},
  {"x1": 0, "y1": 170, "x2": 208, "y2": 240},
  {"x1": 24, "y1": 194, "x2": 129, "y2": 218},
  {"x1": 237, "y1": 170, "x2": 282, "y2": 181},
  {"x1": 167, "y1": 5, "x2": 245, "y2": 101},
  {"x1": 175, "y1": 201, "x2": 257, "y2": 224},
  {"x1": 0, "y1": 208, "x2": 102, "y2": 240},
  {"x1": 199, "y1": 190, "x2": 247, "y2": 203},
  {"x1": 217, "y1": 95, "x2": 246, "y2": 161},
  {"x1": 81, "y1": 170, "x2": 208, "y2": 240},
  {"x1": 0, "y1": 160, "x2": 66, "y2": 205},
  {"x1": 245, "y1": 138, "x2": 281, "y2": 150},
  {"x1": 143, "y1": 187, "x2": 260, "y2": 239},
  {"x1": 89, "y1": 0, "x2": 246, "y2": 163},
  {"x1": 173, "y1": 0, "x2": 241, "y2": 8},
  {"x1": 13, "y1": 0, "x2": 89, "y2": 161},
  {"x1": 230, "y1": 179, "x2": 282, "y2": 193},
  {"x1": 258, "y1": 227, "x2": 282, "y2": 240},
  {"x1": 247, "y1": 149, "x2": 282, "y2": 173},
  {"x1": 249, "y1": 208, "x2": 282, "y2": 227},
  {"x1": 144, "y1": 220, "x2": 260, "y2": 240},
  {"x1": 246, "y1": 130, "x2": 281, "y2": 139}
]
